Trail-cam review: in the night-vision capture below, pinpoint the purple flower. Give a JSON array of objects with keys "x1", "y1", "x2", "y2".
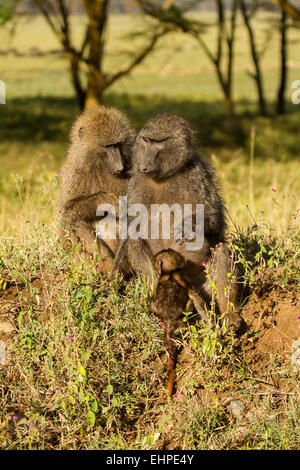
[
  {"x1": 180, "y1": 391, "x2": 185, "y2": 396},
  {"x1": 28, "y1": 422, "x2": 37, "y2": 430},
  {"x1": 272, "y1": 188, "x2": 276, "y2": 192},
  {"x1": 12, "y1": 415, "x2": 17, "y2": 421},
  {"x1": 297, "y1": 315, "x2": 300, "y2": 320},
  {"x1": 66, "y1": 334, "x2": 73, "y2": 341},
  {"x1": 173, "y1": 394, "x2": 178, "y2": 398},
  {"x1": 60, "y1": 171, "x2": 63, "y2": 176},
  {"x1": 202, "y1": 261, "x2": 208, "y2": 266},
  {"x1": 259, "y1": 210, "x2": 264, "y2": 214},
  {"x1": 96, "y1": 266, "x2": 101, "y2": 271}
]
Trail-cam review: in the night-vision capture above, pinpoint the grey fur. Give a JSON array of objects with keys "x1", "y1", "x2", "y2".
[{"x1": 111, "y1": 112, "x2": 242, "y2": 331}]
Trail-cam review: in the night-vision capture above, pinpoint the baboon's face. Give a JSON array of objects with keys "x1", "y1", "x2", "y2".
[
  {"x1": 101, "y1": 141, "x2": 131, "y2": 176},
  {"x1": 76, "y1": 107, "x2": 136, "y2": 177},
  {"x1": 135, "y1": 112, "x2": 194, "y2": 179}
]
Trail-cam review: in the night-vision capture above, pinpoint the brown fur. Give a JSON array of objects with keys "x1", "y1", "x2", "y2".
[
  {"x1": 150, "y1": 249, "x2": 210, "y2": 396},
  {"x1": 110, "y1": 112, "x2": 242, "y2": 331},
  {"x1": 58, "y1": 106, "x2": 136, "y2": 274}
]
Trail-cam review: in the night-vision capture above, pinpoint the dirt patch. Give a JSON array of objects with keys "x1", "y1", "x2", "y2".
[
  {"x1": 240, "y1": 284, "x2": 300, "y2": 373},
  {"x1": 0, "y1": 270, "x2": 67, "y2": 323}
]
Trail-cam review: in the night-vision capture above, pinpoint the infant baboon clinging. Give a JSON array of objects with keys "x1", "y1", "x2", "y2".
[
  {"x1": 150, "y1": 249, "x2": 210, "y2": 397},
  {"x1": 58, "y1": 105, "x2": 136, "y2": 274},
  {"x1": 110, "y1": 112, "x2": 242, "y2": 331}
]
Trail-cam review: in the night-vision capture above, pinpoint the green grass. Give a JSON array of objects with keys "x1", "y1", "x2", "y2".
[{"x1": 0, "y1": 13, "x2": 299, "y2": 450}]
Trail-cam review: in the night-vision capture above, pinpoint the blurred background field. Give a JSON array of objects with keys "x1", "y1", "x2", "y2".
[{"x1": 0, "y1": 12, "x2": 299, "y2": 237}]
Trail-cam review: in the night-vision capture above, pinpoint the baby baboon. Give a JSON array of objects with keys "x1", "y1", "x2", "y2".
[
  {"x1": 150, "y1": 249, "x2": 210, "y2": 397},
  {"x1": 58, "y1": 105, "x2": 136, "y2": 274},
  {"x1": 111, "y1": 112, "x2": 242, "y2": 331}
]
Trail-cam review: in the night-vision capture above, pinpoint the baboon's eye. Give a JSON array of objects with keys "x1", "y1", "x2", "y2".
[
  {"x1": 143, "y1": 136, "x2": 168, "y2": 144},
  {"x1": 79, "y1": 127, "x2": 84, "y2": 137},
  {"x1": 104, "y1": 143, "x2": 118, "y2": 149}
]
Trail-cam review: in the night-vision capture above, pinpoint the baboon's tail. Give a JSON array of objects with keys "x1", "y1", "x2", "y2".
[{"x1": 165, "y1": 329, "x2": 177, "y2": 397}]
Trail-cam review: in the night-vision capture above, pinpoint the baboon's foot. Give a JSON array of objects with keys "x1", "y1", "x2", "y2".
[{"x1": 224, "y1": 311, "x2": 244, "y2": 335}]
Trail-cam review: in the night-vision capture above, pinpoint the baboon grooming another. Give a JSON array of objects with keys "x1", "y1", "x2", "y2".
[
  {"x1": 150, "y1": 249, "x2": 210, "y2": 396},
  {"x1": 111, "y1": 112, "x2": 242, "y2": 331},
  {"x1": 58, "y1": 106, "x2": 135, "y2": 274}
]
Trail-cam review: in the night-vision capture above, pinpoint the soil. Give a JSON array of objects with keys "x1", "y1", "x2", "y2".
[
  {"x1": 0, "y1": 269, "x2": 67, "y2": 325},
  {"x1": 240, "y1": 281, "x2": 300, "y2": 374}
]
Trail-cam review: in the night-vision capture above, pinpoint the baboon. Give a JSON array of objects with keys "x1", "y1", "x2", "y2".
[
  {"x1": 58, "y1": 105, "x2": 136, "y2": 274},
  {"x1": 110, "y1": 112, "x2": 242, "y2": 331},
  {"x1": 150, "y1": 249, "x2": 210, "y2": 396}
]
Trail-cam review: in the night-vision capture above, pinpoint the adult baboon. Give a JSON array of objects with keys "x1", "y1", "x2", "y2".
[
  {"x1": 111, "y1": 112, "x2": 242, "y2": 331},
  {"x1": 58, "y1": 105, "x2": 136, "y2": 275}
]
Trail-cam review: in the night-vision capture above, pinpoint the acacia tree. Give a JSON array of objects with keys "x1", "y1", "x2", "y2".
[
  {"x1": 239, "y1": 0, "x2": 269, "y2": 116},
  {"x1": 29, "y1": 0, "x2": 169, "y2": 108},
  {"x1": 277, "y1": 6, "x2": 288, "y2": 114},
  {"x1": 138, "y1": 0, "x2": 238, "y2": 117}
]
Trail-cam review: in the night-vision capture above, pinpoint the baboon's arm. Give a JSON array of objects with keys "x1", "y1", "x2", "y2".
[
  {"x1": 187, "y1": 288, "x2": 210, "y2": 325},
  {"x1": 63, "y1": 191, "x2": 119, "y2": 223}
]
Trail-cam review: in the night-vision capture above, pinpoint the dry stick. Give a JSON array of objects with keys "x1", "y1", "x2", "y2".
[{"x1": 249, "y1": 126, "x2": 255, "y2": 217}]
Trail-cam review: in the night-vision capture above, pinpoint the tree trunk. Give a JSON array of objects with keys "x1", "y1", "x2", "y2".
[
  {"x1": 277, "y1": 8, "x2": 288, "y2": 115},
  {"x1": 34, "y1": 0, "x2": 167, "y2": 109},
  {"x1": 215, "y1": 66, "x2": 235, "y2": 118},
  {"x1": 213, "y1": 0, "x2": 237, "y2": 118},
  {"x1": 240, "y1": 0, "x2": 268, "y2": 117},
  {"x1": 83, "y1": 0, "x2": 109, "y2": 108},
  {"x1": 67, "y1": 52, "x2": 86, "y2": 109}
]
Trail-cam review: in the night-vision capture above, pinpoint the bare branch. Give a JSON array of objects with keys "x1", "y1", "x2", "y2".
[
  {"x1": 270, "y1": 0, "x2": 300, "y2": 21},
  {"x1": 33, "y1": 0, "x2": 61, "y2": 39},
  {"x1": 105, "y1": 28, "x2": 168, "y2": 87}
]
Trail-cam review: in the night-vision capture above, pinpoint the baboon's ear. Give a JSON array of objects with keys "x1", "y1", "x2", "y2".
[
  {"x1": 79, "y1": 127, "x2": 84, "y2": 138},
  {"x1": 155, "y1": 259, "x2": 162, "y2": 275}
]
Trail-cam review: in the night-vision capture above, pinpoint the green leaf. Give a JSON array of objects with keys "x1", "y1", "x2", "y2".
[
  {"x1": 90, "y1": 398, "x2": 99, "y2": 413},
  {"x1": 111, "y1": 397, "x2": 118, "y2": 407},
  {"x1": 106, "y1": 384, "x2": 113, "y2": 395},
  {"x1": 78, "y1": 389, "x2": 85, "y2": 403},
  {"x1": 86, "y1": 409, "x2": 96, "y2": 427},
  {"x1": 68, "y1": 395, "x2": 75, "y2": 405},
  {"x1": 78, "y1": 365, "x2": 87, "y2": 377}
]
